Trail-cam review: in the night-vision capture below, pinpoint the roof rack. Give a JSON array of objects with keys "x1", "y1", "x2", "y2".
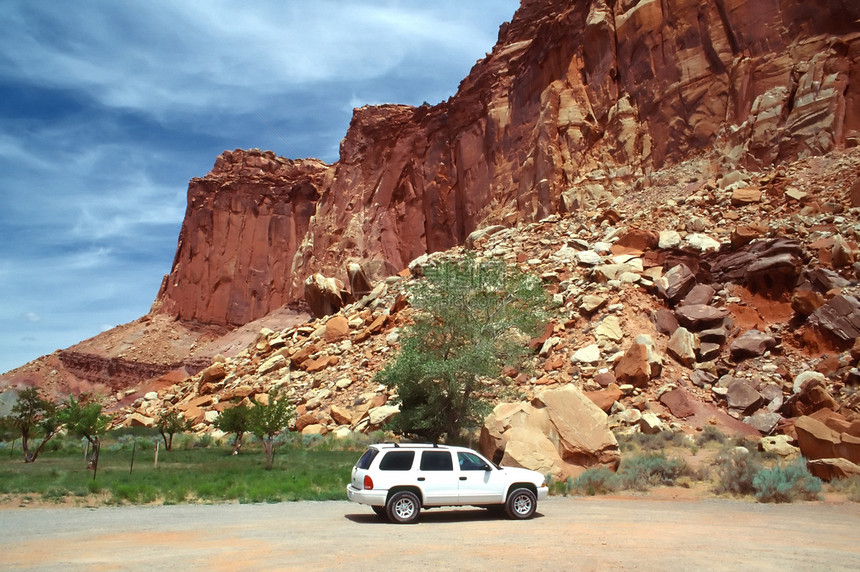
[{"x1": 376, "y1": 442, "x2": 450, "y2": 449}]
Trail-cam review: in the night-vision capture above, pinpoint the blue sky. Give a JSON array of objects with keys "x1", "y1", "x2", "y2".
[{"x1": 0, "y1": 0, "x2": 520, "y2": 373}]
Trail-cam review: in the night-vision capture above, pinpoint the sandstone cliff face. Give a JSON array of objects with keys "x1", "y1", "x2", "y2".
[
  {"x1": 156, "y1": 0, "x2": 860, "y2": 327},
  {"x1": 154, "y1": 150, "x2": 333, "y2": 325}
]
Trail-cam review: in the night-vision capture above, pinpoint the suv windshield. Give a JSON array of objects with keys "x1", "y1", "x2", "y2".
[{"x1": 458, "y1": 451, "x2": 490, "y2": 471}]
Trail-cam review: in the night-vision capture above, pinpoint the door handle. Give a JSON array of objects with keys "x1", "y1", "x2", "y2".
[
  {"x1": 417, "y1": 477, "x2": 425, "y2": 481},
  {"x1": 459, "y1": 476, "x2": 467, "y2": 481}
]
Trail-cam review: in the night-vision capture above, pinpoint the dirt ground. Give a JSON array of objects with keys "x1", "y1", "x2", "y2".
[{"x1": 1, "y1": 496, "x2": 858, "y2": 571}]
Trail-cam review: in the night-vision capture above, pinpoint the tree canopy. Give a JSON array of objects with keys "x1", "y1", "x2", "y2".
[
  {"x1": 8, "y1": 387, "x2": 62, "y2": 463},
  {"x1": 214, "y1": 403, "x2": 253, "y2": 454},
  {"x1": 376, "y1": 254, "x2": 551, "y2": 443},
  {"x1": 250, "y1": 391, "x2": 295, "y2": 470},
  {"x1": 57, "y1": 394, "x2": 112, "y2": 470}
]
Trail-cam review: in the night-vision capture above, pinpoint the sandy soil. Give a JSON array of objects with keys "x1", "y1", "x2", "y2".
[{"x1": 1, "y1": 496, "x2": 858, "y2": 571}]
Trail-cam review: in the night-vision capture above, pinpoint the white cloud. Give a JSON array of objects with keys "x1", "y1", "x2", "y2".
[
  {"x1": 0, "y1": 0, "x2": 510, "y2": 121},
  {"x1": 0, "y1": 0, "x2": 521, "y2": 374}
]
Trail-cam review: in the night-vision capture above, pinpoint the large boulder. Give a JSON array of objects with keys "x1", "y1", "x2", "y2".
[
  {"x1": 480, "y1": 385, "x2": 620, "y2": 480},
  {"x1": 807, "y1": 458, "x2": 860, "y2": 481},
  {"x1": 498, "y1": 426, "x2": 576, "y2": 479},
  {"x1": 783, "y1": 377, "x2": 838, "y2": 417},
  {"x1": 807, "y1": 295, "x2": 860, "y2": 350},
  {"x1": 304, "y1": 274, "x2": 348, "y2": 318},
  {"x1": 729, "y1": 330, "x2": 777, "y2": 361},
  {"x1": 726, "y1": 379, "x2": 765, "y2": 415},
  {"x1": 674, "y1": 304, "x2": 728, "y2": 331},
  {"x1": 667, "y1": 327, "x2": 699, "y2": 367},
  {"x1": 613, "y1": 343, "x2": 653, "y2": 387},
  {"x1": 795, "y1": 414, "x2": 860, "y2": 465},
  {"x1": 655, "y1": 264, "x2": 697, "y2": 305}
]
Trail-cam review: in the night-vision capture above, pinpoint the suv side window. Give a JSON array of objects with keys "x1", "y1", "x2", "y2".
[
  {"x1": 420, "y1": 451, "x2": 454, "y2": 471},
  {"x1": 378, "y1": 451, "x2": 415, "y2": 471},
  {"x1": 458, "y1": 451, "x2": 490, "y2": 471}
]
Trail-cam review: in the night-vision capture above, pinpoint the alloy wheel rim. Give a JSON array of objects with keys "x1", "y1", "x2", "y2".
[
  {"x1": 395, "y1": 499, "x2": 415, "y2": 518},
  {"x1": 514, "y1": 494, "x2": 532, "y2": 514}
]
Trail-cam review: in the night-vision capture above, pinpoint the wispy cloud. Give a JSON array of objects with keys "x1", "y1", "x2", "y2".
[{"x1": 0, "y1": 0, "x2": 520, "y2": 373}]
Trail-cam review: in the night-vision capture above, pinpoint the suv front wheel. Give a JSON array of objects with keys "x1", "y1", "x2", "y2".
[
  {"x1": 387, "y1": 491, "x2": 421, "y2": 524},
  {"x1": 505, "y1": 488, "x2": 537, "y2": 520}
]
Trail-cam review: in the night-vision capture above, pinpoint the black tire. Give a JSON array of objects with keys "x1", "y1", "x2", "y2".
[
  {"x1": 505, "y1": 487, "x2": 537, "y2": 520},
  {"x1": 371, "y1": 505, "x2": 387, "y2": 519},
  {"x1": 386, "y1": 491, "x2": 421, "y2": 524}
]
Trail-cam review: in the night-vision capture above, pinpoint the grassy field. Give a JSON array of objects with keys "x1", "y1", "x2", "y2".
[
  {"x1": 3, "y1": 428, "x2": 858, "y2": 507},
  {"x1": 0, "y1": 432, "x2": 368, "y2": 507}
]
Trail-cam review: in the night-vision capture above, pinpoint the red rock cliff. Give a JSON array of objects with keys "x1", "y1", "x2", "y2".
[
  {"x1": 154, "y1": 150, "x2": 333, "y2": 325},
  {"x1": 156, "y1": 0, "x2": 860, "y2": 326}
]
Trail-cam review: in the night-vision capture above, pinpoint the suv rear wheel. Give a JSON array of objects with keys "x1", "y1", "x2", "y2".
[
  {"x1": 387, "y1": 491, "x2": 420, "y2": 524},
  {"x1": 505, "y1": 488, "x2": 536, "y2": 519}
]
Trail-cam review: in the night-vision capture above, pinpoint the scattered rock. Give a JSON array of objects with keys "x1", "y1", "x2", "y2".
[
  {"x1": 729, "y1": 330, "x2": 777, "y2": 361},
  {"x1": 667, "y1": 327, "x2": 699, "y2": 367}
]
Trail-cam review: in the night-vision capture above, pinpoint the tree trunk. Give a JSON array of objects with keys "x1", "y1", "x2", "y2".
[
  {"x1": 21, "y1": 428, "x2": 32, "y2": 463},
  {"x1": 88, "y1": 438, "x2": 100, "y2": 470},
  {"x1": 263, "y1": 438, "x2": 275, "y2": 470}
]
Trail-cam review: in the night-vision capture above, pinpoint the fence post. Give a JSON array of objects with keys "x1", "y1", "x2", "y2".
[
  {"x1": 130, "y1": 441, "x2": 136, "y2": 475},
  {"x1": 154, "y1": 440, "x2": 159, "y2": 469}
]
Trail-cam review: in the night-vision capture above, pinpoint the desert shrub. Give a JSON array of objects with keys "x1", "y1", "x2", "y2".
[
  {"x1": 696, "y1": 425, "x2": 727, "y2": 446},
  {"x1": 571, "y1": 468, "x2": 621, "y2": 496},
  {"x1": 616, "y1": 429, "x2": 689, "y2": 453},
  {"x1": 830, "y1": 476, "x2": 860, "y2": 502},
  {"x1": 546, "y1": 475, "x2": 569, "y2": 496},
  {"x1": 301, "y1": 434, "x2": 324, "y2": 448},
  {"x1": 618, "y1": 453, "x2": 687, "y2": 491},
  {"x1": 753, "y1": 459, "x2": 821, "y2": 503},
  {"x1": 713, "y1": 447, "x2": 762, "y2": 496}
]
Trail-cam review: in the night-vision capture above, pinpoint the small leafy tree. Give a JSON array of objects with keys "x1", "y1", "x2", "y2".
[
  {"x1": 249, "y1": 390, "x2": 295, "y2": 470},
  {"x1": 57, "y1": 394, "x2": 112, "y2": 470},
  {"x1": 214, "y1": 403, "x2": 253, "y2": 454},
  {"x1": 156, "y1": 409, "x2": 193, "y2": 451},
  {"x1": 376, "y1": 254, "x2": 551, "y2": 442},
  {"x1": 8, "y1": 387, "x2": 62, "y2": 463}
]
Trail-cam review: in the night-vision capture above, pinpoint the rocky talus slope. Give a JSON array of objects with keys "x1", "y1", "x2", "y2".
[{"x1": 116, "y1": 148, "x2": 860, "y2": 479}]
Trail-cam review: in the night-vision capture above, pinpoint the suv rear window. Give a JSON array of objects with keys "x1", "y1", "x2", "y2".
[
  {"x1": 378, "y1": 451, "x2": 415, "y2": 471},
  {"x1": 420, "y1": 451, "x2": 453, "y2": 471},
  {"x1": 356, "y1": 448, "x2": 379, "y2": 470}
]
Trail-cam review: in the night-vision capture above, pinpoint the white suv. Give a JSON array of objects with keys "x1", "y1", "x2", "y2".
[{"x1": 346, "y1": 443, "x2": 548, "y2": 523}]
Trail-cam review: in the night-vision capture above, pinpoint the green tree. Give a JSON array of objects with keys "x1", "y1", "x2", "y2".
[
  {"x1": 156, "y1": 409, "x2": 193, "y2": 451},
  {"x1": 376, "y1": 254, "x2": 551, "y2": 442},
  {"x1": 8, "y1": 387, "x2": 62, "y2": 463},
  {"x1": 249, "y1": 390, "x2": 295, "y2": 470},
  {"x1": 57, "y1": 394, "x2": 112, "y2": 470},
  {"x1": 214, "y1": 403, "x2": 253, "y2": 454}
]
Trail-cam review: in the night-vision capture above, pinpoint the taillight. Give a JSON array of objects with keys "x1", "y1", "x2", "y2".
[{"x1": 363, "y1": 475, "x2": 374, "y2": 490}]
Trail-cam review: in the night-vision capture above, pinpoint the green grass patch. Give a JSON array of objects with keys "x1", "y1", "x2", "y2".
[{"x1": 0, "y1": 433, "x2": 366, "y2": 506}]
